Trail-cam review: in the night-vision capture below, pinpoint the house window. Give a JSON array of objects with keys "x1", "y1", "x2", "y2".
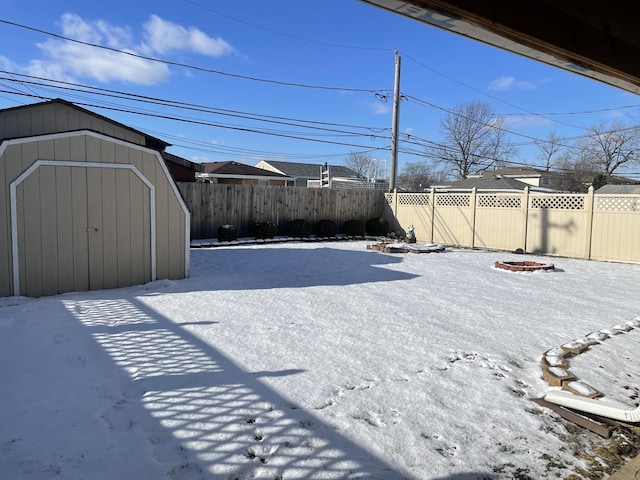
[{"x1": 541, "y1": 178, "x2": 549, "y2": 186}]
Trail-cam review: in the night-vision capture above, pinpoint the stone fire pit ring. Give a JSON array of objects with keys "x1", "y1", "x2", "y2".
[{"x1": 494, "y1": 260, "x2": 555, "y2": 272}]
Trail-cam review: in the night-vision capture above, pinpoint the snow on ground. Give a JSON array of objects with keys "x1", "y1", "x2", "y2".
[{"x1": 1, "y1": 241, "x2": 639, "y2": 479}]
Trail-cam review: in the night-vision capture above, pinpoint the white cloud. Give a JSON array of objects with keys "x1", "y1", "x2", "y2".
[
  {"x1": 6, "y1": 13, "x2": 235, "y2": 86},
  {"x1": 141, "y1": 15, "x2": 234, "y2": 57},
  {"x1": 503, "y1": 115, "x2": 552, "y2": 128},
  {"x1": 37, "y1": 39, "x2": 170, "y2": 85},
  {"x1": 191, "y1": 155, "x2": 213, "y2": 163},
  {"x1": 488, "y1": 75, "x2": 535, "y2": 91},
  {"x1": 371, "y1": 102, "x2": 390, "y2": 115}
]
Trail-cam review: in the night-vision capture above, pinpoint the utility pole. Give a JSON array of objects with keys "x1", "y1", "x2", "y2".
[{"x1": 389, "y1": 51, "x2": 401, "y2": 192}]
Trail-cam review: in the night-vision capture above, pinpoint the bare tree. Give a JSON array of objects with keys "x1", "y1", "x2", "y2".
[
  {"x1": 344, "y1": 151, "x2": 375, "y2": 177},
  {"x1": 535, "y1": 131, "x2": 565, "y2": 171},
  {"x1": 397, "y1": 161, "x2": 444, "y2": 191},
  {"x1": 576, "y1": 120, "x2": 640, "y2": 176},
  {"x1": 555, "y1": 154, "x2": 593, "y2": 192},
  {"x1": 428, "y1": 100, "x2": 517, "y2": 179}
]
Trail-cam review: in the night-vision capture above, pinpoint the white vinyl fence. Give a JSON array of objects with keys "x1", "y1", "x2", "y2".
[{"x1": 385, "y1": 187, "x2": 640, "y2": 262}]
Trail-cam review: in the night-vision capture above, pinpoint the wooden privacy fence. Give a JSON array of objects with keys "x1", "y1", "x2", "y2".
[
  {"x1": 385, "y1": 187, "x2": 640, "y2": 263},
  {"x1": 177, "y1": 182, "x2": 386, "y2": 239}
]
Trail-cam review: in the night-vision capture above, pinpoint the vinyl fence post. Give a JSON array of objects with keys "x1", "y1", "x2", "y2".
[
  {"x1": 522, "y1": 186, "x2": 530, "y2": 252},
  {"x1": 470, "y1": 187, "x2": 477, "y2": 248},
  {"x1": 393, "y1": 188, "x2": 398, "y2": 220},
  {"x1": 585, "y1": 186, "x2": 595, "y2": 260},
  {"x1": 429, "y1": 188, "x2": 436, "y2": 243}
]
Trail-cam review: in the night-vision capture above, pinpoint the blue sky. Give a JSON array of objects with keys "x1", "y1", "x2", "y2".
[{"x1": 1, "y1": 0, "x2": 639, "y2": 178}]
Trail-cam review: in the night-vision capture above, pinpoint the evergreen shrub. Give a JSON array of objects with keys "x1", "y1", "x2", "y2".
[
  {"x1": 366, "y1": 217, "x2": 389, "y2": 236},
  {"x1": 343, "y1": 219, "x2": 365, "y2": 237},
  {"x1": 314, "y1": 219, "x2": 337, "y2": 238},
  {"x1": 217, "y1": 224, "x2": 238, "y2": 242},
  {"x1": 286, "y1": 219, "x2": 311, "y2": 238},
  {"x1": 250, "y1": 221, "x2": 278, "y2": 239}
]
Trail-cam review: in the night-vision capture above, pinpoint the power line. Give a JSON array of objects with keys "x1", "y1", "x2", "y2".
[
  {"x1": 183, "y1": 0, "x2": 392, "y2": 52},
  {"x1": 0, "y1": 90, "x2": 393, "y2": 152},
  {"x1": 0, "y1": 72, "x2": 390, "y2": 134},
  {"x1": 402, "y1": 93, "x2": 640, "y2": 156},
  {"x1": 0, "y1": 75, "x2": 390, "y2": 143},
  {"x1": 500, "y1": 103, "x2": 640, "y2": 117},
  {"x1": 183, "y1": 4, "x2": 627, "y2": 128},
  {"x1": 0, "y1": 17, "x2": 387, "y2": 94},
  {"x1": 400, "y1": 52, "x2": 587, "y2": 132}
]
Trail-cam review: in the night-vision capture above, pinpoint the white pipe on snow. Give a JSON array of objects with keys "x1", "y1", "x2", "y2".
[{"x1": 544, "y1": 390, "x2": 640, "y2": 423}]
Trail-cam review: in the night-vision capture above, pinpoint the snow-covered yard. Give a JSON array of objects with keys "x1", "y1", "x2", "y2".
[{"x1": 1, "y1": 241, "x2": 639, "y2": 479}]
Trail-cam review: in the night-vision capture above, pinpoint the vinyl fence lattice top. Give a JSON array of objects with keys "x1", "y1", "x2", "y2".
[
  {"x1": 435, "y1": 194, "x2": 471, "y2": 207},
  {"x1": 398, "y1": 193, "x2": 430, "y2": 205},
  {"x1": 530, "y1": 195, "x2": 585, "y2": 210},
  {"x1": 596, "y1": 196, "x2": 640, "y2": 211},
  {"x1": 477, "y1": 194, "x2": 521, "y2": 208}
]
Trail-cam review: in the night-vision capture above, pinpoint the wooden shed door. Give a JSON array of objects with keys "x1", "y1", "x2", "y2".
[{"x1": 16, "y1": 164, "x2": 152, "y2": 297}]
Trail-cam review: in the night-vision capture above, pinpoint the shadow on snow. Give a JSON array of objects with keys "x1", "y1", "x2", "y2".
[{"x1": 187, "y1": 246, "x2": 419, "y2": 291}]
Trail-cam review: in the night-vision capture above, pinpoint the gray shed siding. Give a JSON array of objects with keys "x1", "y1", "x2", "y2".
[{"x1": 0, "y1": 131, "x2": 189, "y2": 297}]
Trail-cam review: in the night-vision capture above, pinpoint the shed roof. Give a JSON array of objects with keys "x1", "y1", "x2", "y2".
[
  {"x1": 0, "y1": 98, "x2": 170, "y2": 150},
  {"x1": 0, "y1": 99, "x2": 203, "y2": 176}
]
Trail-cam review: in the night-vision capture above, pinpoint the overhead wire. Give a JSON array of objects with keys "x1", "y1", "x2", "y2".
[
  {"x1": 179, "y1": 3, "x2": 622, "y2": 128},
  {"x1": 0, "y1": 72, "x2": 391, "y2": 133},
  {"x1": 0, "y1": 89, "x2": 394, "y2": 152},
  {"x1": 0, "y1": 18, "x2": 387, "y2": 94},
  {"x1": 2, "y1": 13, "x2": 638, "y2": 174},
  {"x1": 0, "y1": 75, "x2": 391, "y2": 143},
  {"x1": 183, "y1": 0, "x2": 393, "y2": 52}
]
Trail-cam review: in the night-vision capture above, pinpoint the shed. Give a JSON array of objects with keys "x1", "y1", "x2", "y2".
[{"x1": 0, "y1": 129, "x2": 190, "y2": 297}]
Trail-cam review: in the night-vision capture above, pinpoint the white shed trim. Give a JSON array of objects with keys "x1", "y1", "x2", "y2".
[
  {"x1": 1, "y1": 129, "x2": 191, "y2": 294},
  {"x1": 10, "y1": 160, "x2": 157, "y2": 296}
]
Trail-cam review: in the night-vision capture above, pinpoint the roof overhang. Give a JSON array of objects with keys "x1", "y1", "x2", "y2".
[{"x1": 361, "y1": 0, "x2": 640, "y2": 95}]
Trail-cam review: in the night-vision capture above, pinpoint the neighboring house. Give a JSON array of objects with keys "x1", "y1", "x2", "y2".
[
  {"x1": 0, "y1": 99, "x2": 191, "y2": 297},
  {"x1": 437, "y1": 167, "x2": 570, "y2": 192},
  {"x1": 197, "y1": 161, "x2": 291, "y2": 185},
  {"x1": 255, "y1": 160, "x2": 366, "y2": 188},
  {"x1": 162, "y1": 152, "x2": 204, "y2": 182}
]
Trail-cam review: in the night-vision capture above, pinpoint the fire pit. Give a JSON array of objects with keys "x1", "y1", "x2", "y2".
[{"x1": 494, "y1": 260, "x2": 555, "y2": 272}]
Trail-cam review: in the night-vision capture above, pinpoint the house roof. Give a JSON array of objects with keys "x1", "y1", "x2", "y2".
[
  {"x1": 596, "y1": 184, "x2": 640, "y2": 194},
  {"x1": 201, "y1": 161, "x2": 289, "y2": 178},
  {"x1": 478, "y1": 167, "x2": 561, "y2": 178},
  {"x1": 440, "y1": 176, "x2": 531, "y2": 190},
  {"x1": 257, "y1": 160, "x2": 361, "y2": 179},
  {"x1": 162, "y1": 152, "x2": 204, "y2": 172}
]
